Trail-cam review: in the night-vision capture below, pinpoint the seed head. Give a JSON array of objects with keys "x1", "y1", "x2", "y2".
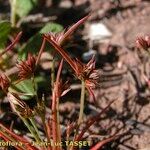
[
  {"x1": 7, "y1": 92, "x2": 33, "y2": 118},
  {"x1": 34, "y1": 95, "x2": 46, "y2": 116},
  {"x1": 74, "y1": 56, "x2": 100, "y2": 88},
  {"x1": 44, "y1": 31, "x2": 65, "y2": 46},
  {"x1": 17, "y1": 53, "x2": 36, "y2": 80}
]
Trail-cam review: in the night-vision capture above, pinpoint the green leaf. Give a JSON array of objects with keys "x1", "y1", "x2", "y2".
[
  {"x1": 19, "y1": 23, "x2": 63, "y2": 59},
  {"x1": 16, "y1": 0, "x2": 38, "y2": 18},
  {"x1": 0, "y1": 21, "x2": 11, "y2": 49},
  {"x1": 40, "y1": 23, "x2": 63, "y2": 34},
  {"x1": 9, "y1": 79, "x2": 35, "y2": 100}
]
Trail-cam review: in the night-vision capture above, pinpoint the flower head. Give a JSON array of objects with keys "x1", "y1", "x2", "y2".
[
  {"x1": 0, "y1": 74, "x2": 10, "y2": 92},
  {"x1": 16, "y1": 53, "x2": 36, "y2": 80},
  {"x1": 74, "y1": 56, "x2": 99, "y2": 88},
  {"x1": 74, "y1": 56, "x2": 100, "y2": 103},
  {"x1": 44, "y1": 31, "x2": 65, "y2": 46}
]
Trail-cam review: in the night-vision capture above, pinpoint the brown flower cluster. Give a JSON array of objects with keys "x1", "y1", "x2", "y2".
[
  {"x1": 44, "y1": 31, "x2": 65, "y2": 46},
  {"x1": 74, "y1": 56, "x2": 100, "y2": 88},
  {"x1": 16, "y1": 53, "x2": 36, "y2": 80}
]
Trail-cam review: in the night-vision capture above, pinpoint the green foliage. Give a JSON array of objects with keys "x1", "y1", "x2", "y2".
[
  {"x1": 9, "y1": 76, "x2": 47, "y2": 100},
  {"x1": 9, "y1": 79, "x2": 35, "y2": 100},
  {"x1": 0, "y1": 21, "x2": 11, "y2": 49},
  {"x1": 16, "y1": 0, "x2": 38, "y2": 18},
  {"x1": 40, "y1": 23, "x2": 63, "y2": 34},
  {"x1": 19, "y1": 23, "x2": 63, "y2": 59}
]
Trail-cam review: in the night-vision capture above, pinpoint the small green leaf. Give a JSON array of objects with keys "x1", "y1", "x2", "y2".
[
  {"x1": 19, "y1": 23, "x2": 63, "y2": 59},
  {"x1": 16, "y1": 0, "x2": 38, "y2": 18},
  {"x1": 40, "y1": 23, "x2": 63, "y2": 34},
  {"x1": 10, "y1": 79, "x2": 35, "y2": 100},
  {"x1": 0, "y1": 21, "x2": 11, "y2": 49}
]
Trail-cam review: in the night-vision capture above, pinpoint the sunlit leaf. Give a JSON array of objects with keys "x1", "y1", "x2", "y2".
[
  {"x1": 9, "y1": 79, "x2": 35, "y2": 100},
  {"x1": 40, "y1": 23, "x2": 63, "y2": 34},
  {"x1": 16, "y1": 0, "x2": 38, "y2": 18}
]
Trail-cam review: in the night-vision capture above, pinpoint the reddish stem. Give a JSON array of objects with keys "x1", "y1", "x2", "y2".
[
  {"x1": 52, "y1": 89, "x2": 58, "y2": 150},
  {"x1": 0, "y1": 131, "x2": 25, "y2": 150},
  {"x1": 0, "y1": 31, "x2": 22, "y2": 58},
  {"x1": 46, "y1": 118, "x2": 52, "y2": 150},
  {"x1": 0, "y1": 123, "x2": 37, "y2": 150},
  {"x1": 90, "y1": 134, "x2": 120, "y2": 150},
  {"x1": 43, "y1": 35, "x2": 76, "y2": 72},
  {"x1": 51, "y1": 59, "x2": 64, "y2": 150},
  {"x1": 75, "y1": 100, "x2": 115, "y2": 141},
  {"x1": 36, "y1": 38, "x2": 46, "y2": 66},
  {"x1": 59, "y1": 15, "x2": 90, "y2": 45}
]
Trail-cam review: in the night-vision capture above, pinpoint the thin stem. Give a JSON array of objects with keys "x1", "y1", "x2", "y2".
[
  {"x1": 0, "y1": 31, "x2": 22, "y2": 58},
  {"x1": 0, "y1": 123, "x2": 32, "y2": 143},
  {"x1": 51, "y1": 57, "x2": 55, "y2": 90},
  {"x1": 69, "y1": 80, "x2": 86, "y2": 150},
  {"x1": 36, "y1": 38, "x2": 46, "y2": 66},
  {"x1": 51, "y1": 96, "x2": 62, "y2": 150},
  {"x1": 10, "y1": 0, "x2": 17, "y2": 27},
  {"x1": 44, "y1": 37, "x2": 76, "y2": 71},
  {"x1": 59, "y1": 15, "x2": 90, "y2": 45},
  {"x1": 29, "y1": 117, "x2": 43, "y2": 142},
  {"x1": 21, "y1": 117, "x2": 40, "y2": 142},
  {"x1": 31, "y1": 75, "x2": 38, "y2": 103},
  {"x1": 70, "y1": 80, "x2": 86, "y2": 150},
  {"x1": 51, "y1": 59, "x2": 63, "y2": 150},
  {"x1": 75, "y1": 100, "x2": 115, "y2": 142},
  {"x1": 56, "y1": 97, "x2": 62, "y2": 150},
  {"x1": 32, "y1": 75, "x2": 37, "y2": 94},
  {"x1": 39, "y1": 96, "x2": 51, "y2": 144},
  {"x1": 78, "y1": 79, "x2": 85, "y2": 125},
  {"x1": 41, "y1": 115, "x2": 50, "y2": 142},
  {"x1": 31, "y1": 76, "x2": 48, "y2": 149},
  {"x1": 52, "y1": 92, "x2": 57, "y2": 150},
  {"x1": 46, "y1": 119, "x2": 52, "y2": 150}
]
